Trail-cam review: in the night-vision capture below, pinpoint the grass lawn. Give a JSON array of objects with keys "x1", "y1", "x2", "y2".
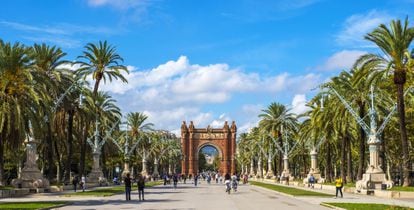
[
  {"x1": 323, "y1": 202, "x2": 413, "y2": 210},
  {"x1": 323, "y1": 182, "x2": 355, "y2": 188},
  {"x1": 250, "y1": 181, "x2": 332, "y2": 197},
  {"x1": 0, "y1": 201, "x2": 68, "y2": 209},
  {"x1": 0, "y1": 186, "x2": 14, "y2": 190},
  {"x1": 66, "y1": 181, "x2": 162, "y2": 197},
  {"x1": 388, "y1": 186, "x2": 414, "y2": 192}
]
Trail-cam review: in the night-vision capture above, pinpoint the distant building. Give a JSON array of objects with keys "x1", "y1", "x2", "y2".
[{"x1": 204, "y1": 154, "x2": 215, "y2": 165}]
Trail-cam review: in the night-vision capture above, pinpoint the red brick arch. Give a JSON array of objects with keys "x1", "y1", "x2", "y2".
[{"x1": 181, "y1": 121, "x2": 237, "y2": 176}]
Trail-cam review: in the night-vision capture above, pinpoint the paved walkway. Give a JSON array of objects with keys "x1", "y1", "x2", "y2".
[
  {"x1": 1, "y1": 181, "x2": 329, "y2": 210},
  {"x1": 1, "y1": 181, "x2": 414, "y2": 209},
  {"x1": 257, "y1": 180, "x2": 414, "y2": 209}
]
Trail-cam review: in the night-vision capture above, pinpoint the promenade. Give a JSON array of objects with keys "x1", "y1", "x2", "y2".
[
  {"x1": 1, "y1": 181, "x2": 328, "y2": 210},
  {"x1": 1, "y1": 180, "x2": 414, "y2": 209}
]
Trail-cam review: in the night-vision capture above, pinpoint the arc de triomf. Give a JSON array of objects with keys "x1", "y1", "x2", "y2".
[{"x1": 180, "y1": 121, "x2": 237, "y2": 176}]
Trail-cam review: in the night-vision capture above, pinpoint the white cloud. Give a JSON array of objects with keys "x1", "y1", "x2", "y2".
[
  {"x1": 336, "y1": 10, "x2": 393, "y2": 47},
  {"x1": 87, "y1": 0, "x2": 149, "y2": 10},
  {"x1": 291, "y1": 94, "x2": 309, "y2": 115},
  {"x1": 316, "y1": 50, "x2": 367, "y2": 71},
  {"x1": 97, "y1": 56, "x2": 322, "y2": 134}
]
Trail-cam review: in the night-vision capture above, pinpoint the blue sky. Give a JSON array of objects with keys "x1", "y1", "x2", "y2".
[{"x1": 1, "y1": 0, "x2": 413, "y2": 134}]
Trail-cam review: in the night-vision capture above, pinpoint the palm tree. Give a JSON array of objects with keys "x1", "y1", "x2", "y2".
[
  {"x1": 258, "y1": 103, "x2": 298, "y2": 176},
  {"x1": 357, "y1": 18, "x2": 414, "y2": 186},
  {"x1": 0, "y1": 41, "x2": 39, "y2": 185},
  {"x1": 126, "y1": 112, "x2": 153, "y2": 176},
  {"x1": 30, "y1": 43, "x2": 68, "y2": 180},
  {"x1": 76, "y1": 40, "x2": 129, "y2": 97},
  {"x1": 127, "y1": 112, "x2": 154, "y2": 137}
]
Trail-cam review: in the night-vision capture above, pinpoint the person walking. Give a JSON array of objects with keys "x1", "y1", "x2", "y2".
[
  {"x1": 335, "y1": 175, "x2": 343, "y2": 198},
  {"x1": 124, "y1": 173, "x2": 132, "y2": 201},
  {"x1": 224, "y1": 173, "x2": 231, "y2": 194},
  {"x1": 309, "y1": 174, "x2": 315, "y2": 189},
  {"x1": 194, "y1": 174, "x2": 198, "y2": 187},
  {"x1": 137, "y1": 174, "x2": 145, "y2": 201},
  {"x1": 81, "y1": 175, "x2": 86, "y2": 192},
  {"x1": 72, "y1": 176, "x2": 79, "y2": 192},
  {"x1": 173, "y1": 174, "x2": 178, "y2": 189}
]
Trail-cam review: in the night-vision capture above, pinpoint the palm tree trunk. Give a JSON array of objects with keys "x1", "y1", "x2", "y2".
[
  {"x1": 93, "y1": 77, "x2": 102, "y2": 96},
  {"x1": 340, "y1": 133, "x2": 346, "y2": 183},
  {"x1": 63, "y1": 109, "x2": 74, "y2": 183},
  {"x1": 396, "y1": 82, "x2": 410, "y2": 186},
  {"x1": 357, "y1": 103, "x2": 366, "y2": 180},
  {"x1": 80, "y1": 119, "x2": 89, "y2": 177},
  {"x1": 326, "y1": 144, "x2": 332, "y2": 182},
  {"x1": 0, "y1": 128, "x2": 5, "y2": 186},
  {"x1": 102, "y1": 144, "x2": 107, "y2": 177},
  {"x1": 278, "y1": 131, "x2": 283, "y2": 176},
  {"x1": 46, "y1": 121, "x2": 54, "y2": 181},
  {"x1": 346, "y1": 134, "x2": 353, "y2": 183}
]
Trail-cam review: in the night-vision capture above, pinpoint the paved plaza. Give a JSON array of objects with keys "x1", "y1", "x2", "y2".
[{"x1": 1, "y1": 180, "x2": 414, "y2": 210}]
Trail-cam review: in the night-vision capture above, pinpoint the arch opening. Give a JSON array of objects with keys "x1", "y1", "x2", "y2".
[{"x1": 197, "y1": 144, "x2": 221, "y2": 173}]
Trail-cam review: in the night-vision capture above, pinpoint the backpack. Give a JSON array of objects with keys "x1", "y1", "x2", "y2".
[{"x1": 310, "y1": 176, "x2": 315, "y2": 182}]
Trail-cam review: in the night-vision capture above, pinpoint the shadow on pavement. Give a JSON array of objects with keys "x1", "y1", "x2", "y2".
[{"x1": 66, "y1": 198, "x2": 181, "y2": 207}]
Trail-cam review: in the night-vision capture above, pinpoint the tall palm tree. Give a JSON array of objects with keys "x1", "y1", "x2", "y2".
[
  {"x1": 258, "y1": 103, "x2": 298, "y2": 175},
  {"x1": 126, "y1": 112, "x2": 153, "y2": 175},
  {"x1": 0, "y1": 41, "x2": 39, "y2": 185},
  {"x1": 30, "y1": 43, "x2": 68, "y2": 180},
  {"x1": 76, "y1": 40, "x2": 129, "y2": 97},
  {"x1": 127, "y1": 112, "x2": 154, "y2": 138},
  {"x1": 357, "y1": 18, "x2": 414, "y2": 186}
]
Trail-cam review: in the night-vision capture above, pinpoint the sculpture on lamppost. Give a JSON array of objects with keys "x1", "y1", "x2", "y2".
[
  {"x1": 86, "y1": 118, "x2": 120, "y2": 184},
  {"x1": 256, "y1": 136, "x2": 277, "y2": 179},
  {"x1": 302, "y1": 137, "x2": 326, "y2": 184},
  {"x1": 151, "y1": 131, "x2": 179, "y2": 179},
  {"x1": 269, "y1": 126, "x2": 300, "y2": 185},
  {"x1": 327, "y1": 85, "x2": 405, "y2": 192},
  {"x1": 12, "y1": 79, "x2": 86, "y2": 190},
  {"x1": 110, "y1": 123, "x2": 143, "y2": 178},
  {"x1": 11, "y1": 122, "x2": 50, "y2": 191}
]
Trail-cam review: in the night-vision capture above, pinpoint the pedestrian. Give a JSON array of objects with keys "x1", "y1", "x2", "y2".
[
  {"x1": 309, "y1": 174, "x2": 315, "y2": 189},
  {"x1": 163, "y1": 174, "x2": 167, "y2": 185},
  {"x1": 243, "y1": 174, "x2": 248, "y2": 184},
  {"x1": 194, "y1": 174, "x2": 198, "y2": 186},
  {"x1": 335, "y1": 175, "x2": 343, "y2": 198},
  {"x1": 124, "y1": 173, "x2": 132, "y2": 201},
  {"x1": 215, "y1": 173, "x2": 219, "y2": 184},
  {"x1": 72, "y1": 176, "x2": 79, "y2": 192},
  {"x1": 173, "y1": 174, "x2": 178, "y2": 189},
  {"x1": 81, "y1": 175, "x2": 86, "y2": 192},
  {"x1": 183, "y1": 174, "x2": 187, "y2": 184},
  {"x1": 137, "y1": 174, "x2": 145, "y2": 201}
]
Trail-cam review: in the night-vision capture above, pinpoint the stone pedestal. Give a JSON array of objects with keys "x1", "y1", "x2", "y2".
[
  {"x1": 256, "y1": 157, "x2": 263, "y2": 179},
  {"x1": 304, "y1": 149, "x2": 322, "y2": 184},
  {"x1": 88, "y1": 153, "x2": 104, "y2": 183},
  {"x1": 356, "y1": 141, "x2": 393, "y2": 193},
  {"x1": 266, "y1": 159, "x2": 275, "y2": 179},
  {"x1": 12, "y1": 138, "x2": 49, "y2": 190},
  {"x1": 141, "y1": 158, "x2": 148, "y2": 177},
  {"x1": 153, "y1": 159, "x2": 159, "y2": 178},
  {"x1": 281, "y1": 155, "x2": 291, "y2": 185},
  {"x1": 121, "y1": 162, "x2": 130, "y2": 178},
  {"x1": 249, "y1": 160, "x2": 255, "y2": 178}
]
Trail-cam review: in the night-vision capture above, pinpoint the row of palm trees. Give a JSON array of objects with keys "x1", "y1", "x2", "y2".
[
  {"x1": 0, "y1": 39, "x2": 181, "y2": 186},
  {"x1": 237, "y1": 18, "x2": 414, "y2": 186}
]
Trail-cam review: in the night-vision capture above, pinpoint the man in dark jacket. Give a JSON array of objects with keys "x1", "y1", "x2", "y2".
[
  {"x1": 137, "y1": 174, "x2": 145, "y2": 201},
  {"x1": 124, "y1": 173, "x2": 132, "y2": 201}
]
